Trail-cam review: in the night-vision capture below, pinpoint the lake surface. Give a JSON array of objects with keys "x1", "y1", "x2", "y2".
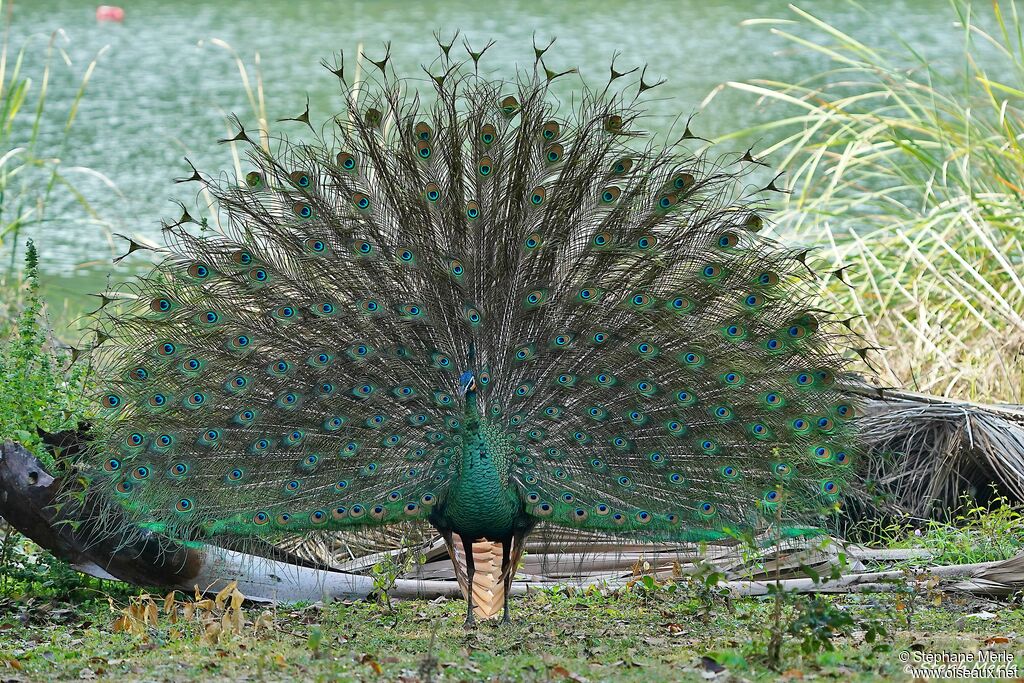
[{"x1": 2, "y1": 0, "x2": 961, "y2": 318}]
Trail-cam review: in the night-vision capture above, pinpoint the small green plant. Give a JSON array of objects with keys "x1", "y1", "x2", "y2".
[
  {"x1": 369, "y1": 541, "x2": 426, "y2": 612},
  {"x1": 0, "y1": 527, "x2": 115, "y2": 599},
  {"x1": 787, "y1": 595, "x2": 887, "y2": 655},
  {"x1": 683, "y1": 560, "x2": 732, "y2": 624},
  {"x1": 869, "y1": 492, "x2": 1024, "y2": 565},
  {"x1": 889, "y1": 570, "x2": 945, "y2": 629},
  {"x1": 0, "y1": 241, "x2": 89, "y2": 469}
]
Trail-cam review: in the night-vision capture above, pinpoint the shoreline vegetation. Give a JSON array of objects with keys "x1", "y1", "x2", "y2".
[{"x1": 714, "y1": 2, "x2": 1024, "y2": 402}]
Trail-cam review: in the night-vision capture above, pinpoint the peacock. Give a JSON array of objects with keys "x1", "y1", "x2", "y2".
[{"x1": 78, "y1": 38, "x2": 858, "y2": 627}]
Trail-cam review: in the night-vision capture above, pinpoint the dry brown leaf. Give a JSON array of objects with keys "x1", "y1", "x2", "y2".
[
  {"x1": 359, "y1": 654, "x2": 383, "y2": 674},
  {"x1": 231, "y1": 588, "x2": 245, "y2": 611},
  {"x1": 194, "y1": 585, "x2": 202, "y2": 601},
  {"x1": 145, "y1": 600, "x2": 159, "y2": 625},
  {"x1": 552, "y1": 664, "x2": 590, "y2": 681},
  {"x1": 232, "y1": 607, "x2": 244, "y2": 634},
  {"x1": 255, "y1": 610, "x2": 274, "y2": 634},
  {"x1": 183, "y1": 602, "x2": 195, "y2": 621},
  {"x1": 215, "y1": 580, "x2": 238, "y2": 610},
  {"x1": 163, "y1": 591, "x2": 176, "y2": 614},
  {"x1": 221, "y1": 611, "x2": 233, "y2": 639}
]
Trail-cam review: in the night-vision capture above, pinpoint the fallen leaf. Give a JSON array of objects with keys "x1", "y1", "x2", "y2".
[
  {"x1": 144, "y1": 600, "x2": 158, "y2": 626},
  {"x1": 550, "y1": 664, "x2": 589, "y2": 682},
  {"x1": 254, "y1": 610, "x2": 274, "y2": 634},
  {"x1": 220, "y1": 611, "x2": 233, "y2": 639},
  {"x1": 358, "y1": 654, "x2": 382, "y2": 675}
]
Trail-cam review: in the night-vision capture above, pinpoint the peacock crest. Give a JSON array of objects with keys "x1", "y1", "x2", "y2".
[{"x1": 78, "y1": 37, "x2": 859, "y2": 623}]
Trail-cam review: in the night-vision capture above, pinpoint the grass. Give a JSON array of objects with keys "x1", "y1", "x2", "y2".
[
  {"x1": 1, "y1": 577, "x2": 1019, "y2": 682},
  {"x1": 715, "y1": 0, "x2": 1024, "y2": 402},
  {"x1": 0, "y1": 0, "x2": 118, "y2": 272},
  {"x1": 856, "y1": 493, "x2": 1024, "y2": 566}
]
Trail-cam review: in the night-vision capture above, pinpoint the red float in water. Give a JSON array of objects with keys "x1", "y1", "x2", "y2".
[{"x1": 96, "y1": 5, "x2": 125, "y2": 22}]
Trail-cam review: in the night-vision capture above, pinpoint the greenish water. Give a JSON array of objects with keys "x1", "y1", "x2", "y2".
[{"x1": 3, "y1": 0, "x2": 958, "y2": 319}]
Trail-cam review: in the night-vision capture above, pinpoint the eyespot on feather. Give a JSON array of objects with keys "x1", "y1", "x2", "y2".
[
  {"x1": 289, "y1": 171, "x2": 312, "y2": 188},
  {"x1": 414, "y1": 121, "x2": 433, "y2": 141},
  {"x1": 611, "y1": 157, "x2": 633, "y2": 174},
  {"x1": 544, "y1": 143, "x2": 563, "y2": 164},
  {"x1": 336, "y1": 152, "x2": 357, "y2": 171},
  {"x1": 529, "y1": 186, "x2": 546, "y2": 206},
  {"x1": 499, "y1": 95, "x2": 520, "y2": 116}
]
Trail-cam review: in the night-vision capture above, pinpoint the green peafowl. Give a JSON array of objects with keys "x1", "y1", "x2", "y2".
[{"x1": 79, "y1": 39, "x2": 858, "y2": 627}]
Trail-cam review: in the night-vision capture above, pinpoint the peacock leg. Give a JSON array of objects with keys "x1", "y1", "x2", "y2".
[
  {"x1": 461, "y1": 534, "x2": 476, "y2": 629},
  {"x1": 500, "y1": 538, "x2": 513, "y2": 624}
]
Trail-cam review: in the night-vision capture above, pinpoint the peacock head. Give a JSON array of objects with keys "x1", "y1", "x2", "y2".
[{"x1": 458, "y1": 370, "x2": 477, "y2": 396}]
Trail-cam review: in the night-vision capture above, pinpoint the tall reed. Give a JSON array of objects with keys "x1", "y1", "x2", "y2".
[
  {"x1": 0, "y1": 0, "x2": 117, "y2": 271},
  {"x1": 716, "y1": 1, "x2": 1024, "y2": 401}
]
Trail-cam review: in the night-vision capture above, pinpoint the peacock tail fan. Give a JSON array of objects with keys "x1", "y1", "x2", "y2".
[{"x1": 77, "y1": 40, "x2": 860, "y2": 559}]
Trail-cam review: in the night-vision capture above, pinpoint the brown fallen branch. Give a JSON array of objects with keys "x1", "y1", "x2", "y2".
[
  {"x1": 951, "y1": 553, "x2": 1024, "y2": 597},
  {"x1": 0, "y1": 440, "x2": 375, "y2": 601},
  {"x1": 718, "y1": 560, "x2": 1002, "y2": 597}
]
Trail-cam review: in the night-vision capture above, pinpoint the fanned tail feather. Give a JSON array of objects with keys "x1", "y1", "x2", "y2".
[{"x1": 76, "y1": 44, "x2": 858, "y2": 573}]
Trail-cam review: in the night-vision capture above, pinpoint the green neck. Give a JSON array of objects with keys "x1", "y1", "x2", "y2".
[
  {"x1": 462, "y1": 388, "x2": 481, "y2": 432},
  {"x1": 456, "y1": 388, "x2": 508, "y2": 481}
]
